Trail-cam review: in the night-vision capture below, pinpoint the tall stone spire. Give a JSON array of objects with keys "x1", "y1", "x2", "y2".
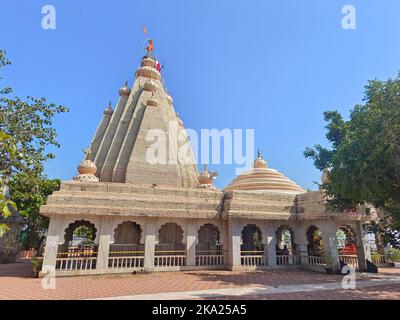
[{"x1": 85, "y1": 54, "x2": 198, "y2": 187}]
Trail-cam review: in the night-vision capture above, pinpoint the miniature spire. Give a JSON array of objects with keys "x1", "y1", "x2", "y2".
[
  {"x1": 74, "y1": 145, "x2": 99, "y2": 182},
  {"x1": 253, "y1": 148, "x2": 268, "y2": 168}
]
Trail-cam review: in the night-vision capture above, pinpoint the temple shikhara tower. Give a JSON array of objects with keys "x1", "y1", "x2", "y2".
[{"x1": 40, "y1": 43, "x2": 374, "y2": 276}]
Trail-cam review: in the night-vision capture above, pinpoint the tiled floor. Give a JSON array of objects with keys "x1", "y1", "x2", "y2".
[{"x1": 1, "y1": 260, "x2": 399, "y2": 300}]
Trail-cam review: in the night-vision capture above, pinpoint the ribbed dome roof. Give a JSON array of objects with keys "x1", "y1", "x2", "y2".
[{"x1": 225, "y1": 151, "x2": 305, "y2": 194}]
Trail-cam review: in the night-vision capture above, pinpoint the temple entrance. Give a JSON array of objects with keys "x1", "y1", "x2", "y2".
[
  {"x1": 56, "y1": 220, "x2": 98, "y2": 271},
  {"x1": 337, "y1": 225, "x2": 358, "y2": 268},
  {"x1": 108, "y1": 221, "x2": 144, "y2": 269},
  {"x1": 155, "y1": 222, "x2": 185, "y2": 267},
  {"x1": 240, "y1": 224, "x2": 265, "y2": 266},
  {"x1": 196, "y1": 224, "x2": 224, "y2": 266},
  {"x1": 306, "y1": 225, "x2": 323, "y2": 257},
  {"x1": 276, "y1": 225, "x2": 297, "y2": 265}
]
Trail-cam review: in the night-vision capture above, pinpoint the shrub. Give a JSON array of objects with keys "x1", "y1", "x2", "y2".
[
  {"x1": 388, "y1": 248, "x2": 400, "y2": 262},
  {"x1": 371, "y1": 252, "x2": 383, "y2": 264}
]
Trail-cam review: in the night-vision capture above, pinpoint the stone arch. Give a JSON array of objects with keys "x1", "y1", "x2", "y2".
[
  {"x1": 197, "y1": 223, "x2": 221, "y2": 255},
  {"x1": 156, "y1": 222, "x2": 185, "y2": 254},
  {"x1": 337, "y1": 225, "x2": 357, "y2": 254},
  {"x1": 306, "y1": 225, "x2": 324, "y2": 256},
  {"x1": 63, "y1": 220, "x2": 97, "y2": 244},
  {"x1": 241, "y1": 224, "x2": 263, "y2": 253},
  {"x1": 60, "y1": 220, "x2": 97, "y2": 252},
  {"x1": 113, "y1": 221, "x2": 142, "y2": 244},
  {"x1": 198, "y1": 223, "x2": 220, "y2": 245},
  {"x1": 276, "y1": 225, "x2": 295, "y2": 254}
]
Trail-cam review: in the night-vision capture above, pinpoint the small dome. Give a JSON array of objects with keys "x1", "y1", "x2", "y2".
[
  {"x1": 253, "y1": 150, "x2": 268, "y2": 168},
  {"x1": 225, "y1": 151, "x2": 305, "y2": 194},
  {"x1": 198, "y1": 165, "x2": 217, "y2": 190},
  {"x1": 147, "y1": 98, "x2": 159, "y2": 107},
  {"x1": 104, "y1": 102, "x2": 113, "y2": 115},
  {"x1": 77, "y1": 159, "x2": 97, "y2": 175},
  {"x1": 74, "y1": 159, "x2": 99, "y2": 182},
  {"x1": 143, "y1": 80, "x2": 158, "y2": 92},
  {"x1": 119, "y1": 81, "x2": 131, "y2": 96},
  {"x1": 136, "y1": 66, "x2": 161, "y2": 80},
  {"x1": 167, "y1": 95, "x2": 173, "y2": 104},
  {"x1": 141, "y1": 57, "x2": 156, "y2": 68}
]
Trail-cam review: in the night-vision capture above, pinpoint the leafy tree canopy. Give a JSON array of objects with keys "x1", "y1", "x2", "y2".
[
  {"x1": 0, "y1": 49, "x2": 68, "y2": 239},
  {"x1": 304, "y1": 75, "x2": 400, "y2": 244}
]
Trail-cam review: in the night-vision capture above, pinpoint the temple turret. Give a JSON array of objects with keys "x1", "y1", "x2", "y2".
[{"x1": 82, "y1": 55, "x2": 198, "y2": 187}]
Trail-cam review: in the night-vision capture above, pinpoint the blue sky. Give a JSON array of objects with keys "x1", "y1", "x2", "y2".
[{"x1": 1, "y1": 0, "x2": 400, "y2": 190}]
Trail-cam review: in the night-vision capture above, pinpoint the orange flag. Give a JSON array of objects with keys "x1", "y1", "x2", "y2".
[{"x1": 146, "y1": 39, "x2": 154, "y2": 52}]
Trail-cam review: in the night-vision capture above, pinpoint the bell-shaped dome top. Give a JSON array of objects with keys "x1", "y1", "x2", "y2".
[
  {"x1": 225, "y1": 150, "x2": 305, "y2": 194},
  {"x1": 119, "y1": 81, "x2": 131, "y2": 96},
  {"x1": 73, "y1": 147, "x2": 99, "y2": 182},
  {"x1": 146, "y1": 98, "x2": 159, "y2": 107},
  {"x1": 104, "y1": 101, "x2": 113, "y2": 115},
  {"x1": 143, "y1": 79, "x2": 158, "y2": 92}
]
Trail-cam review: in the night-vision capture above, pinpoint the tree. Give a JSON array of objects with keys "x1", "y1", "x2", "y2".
[
  {"x1": 0, "y1": 131, "x2": 17, "y2": 237},
  {"x1": 9, "y1": 171, "x2": 60, "y2": 249},
  {"x1": 304, "y1": 75, "x2": 400, "y2": 248},
  {"x1": 0, "y1": 49, "x2": 68, "y2": 236}
]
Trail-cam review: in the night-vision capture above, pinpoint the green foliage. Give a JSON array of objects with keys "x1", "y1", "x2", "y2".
[
  {"x1": 9, "y1": 171, "x2": 60, "y2": 249},
  {"x1": 323, "y1": 253, "x2": 336, "y2": 268},
  {"x1": 304, "y1": 75, "x2": 400, "y2": 224},
  {"x1": 0, "y1": 48, "x2": 68, "y2": 183},
  {"x1": 371, "y1": 252, "x2": 383, "y2": 264},
  {"x1": 0, "y1": 131, "x2": 17, "y2": 237},
  {"x1": 389, "y1": 248, "x2": 400, "y2": 262},
  {"x1": 73, "y1": 225, "x2": 94, "y2": 242},
  {"x1": 31, "y1": 257, "x2": 43, "y2": 273},
  {"x1": 0, "y1": 49, "x2": 67, "y2": 238}
]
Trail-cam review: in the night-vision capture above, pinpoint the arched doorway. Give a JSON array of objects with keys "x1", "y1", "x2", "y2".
[
  {"x1": 241, "y1": 224, "x2": 263, "y2": 253},
  {"x1": 276, "y1": 225, "x2": 296, "y2": 265},
  {"x1": 276, "y1": 225, "x2": 295, "y2": 254},
  {"x1": 337, "y1": 225, "x2": 359, "y2": 268},
  {"x1": 196, "y1": 224, "x2": 224, "y2": 266},
  {"x1": 155, "y1": 222, "x2": 185, "y2": 267},
  {"x1": 197, "y1": 223, "x2": 221, "y2": 254},
  {"x1": 306, "y1": 225, "x2": 323, "y2": 257},
  {"x1": 61, "y1": 220, "x2": 97, "y2": 252},
  {"x1": 156, "y1": 222, "x2": 185, "y2": 255},
  {"x1": 110, "y1": 221, "x2": 144, "y2": 259},
  {"x1": 57, "y1": 220, "x2": 98, "y2": 270}
]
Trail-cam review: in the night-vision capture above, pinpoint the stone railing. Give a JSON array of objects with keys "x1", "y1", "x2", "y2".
[
  {"x1": 240, "y1": 251, "x2": 266, "y2": 267},
  {"x1": 108, "y1": 256, "x2": 144, "y2": 269},
  {"x1": 56, "y1": 256, "x2": 97, "y2": 271},
  {"x1": 55, "y1": 245, "x2": 98, "y2": 271},
  {"x1": 154, "y1": 255, "x2": 186, "y2": 267},
  {"x1": 300, "y1": 255, "x2": 326, "y2": 268},
  {"x1": 339, "y1": 255, "x2": 359, "y2": 268},
  {"x1": 108, "y1": 243, "x2": 145, "y2": 269},
  {"x1": 196, "y1": 254, "x2": 225, "y2": 266},
  {"x1": 276, "y1": 255, "x2": 300, "y2": 266}
]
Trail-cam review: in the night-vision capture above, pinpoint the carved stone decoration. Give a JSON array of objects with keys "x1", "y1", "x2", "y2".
[
  {"x1": 119, "y1": 80, "x2": 131, "y2": 96},
  {"x1": 146, "y1": 98, "x2": 159, "y2": 107},
  {"x1": 198, "y1": 165, "x2": 217, "y2": 190},
  {"x1": 73, "y1": 147, "x2": 99, "y2": 182},
  {"x1": 143, "y1": 79, "x2": 158, "y2": 92},
  {"x1": 141, "y1": 57, "x2": 156, "y2": 68},
  {"x1": 135, "y1": 66, "x2": 161, "y2": 80}
]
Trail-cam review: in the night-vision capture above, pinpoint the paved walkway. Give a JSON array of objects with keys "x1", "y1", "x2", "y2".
[{"x1": 1, "y1": 260, "x2": 400, "y2": 300}]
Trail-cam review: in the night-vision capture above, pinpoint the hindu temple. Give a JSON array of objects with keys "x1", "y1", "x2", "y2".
[{"x1": 40, "y1": 46, "x2": 374, "y2": 276}]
